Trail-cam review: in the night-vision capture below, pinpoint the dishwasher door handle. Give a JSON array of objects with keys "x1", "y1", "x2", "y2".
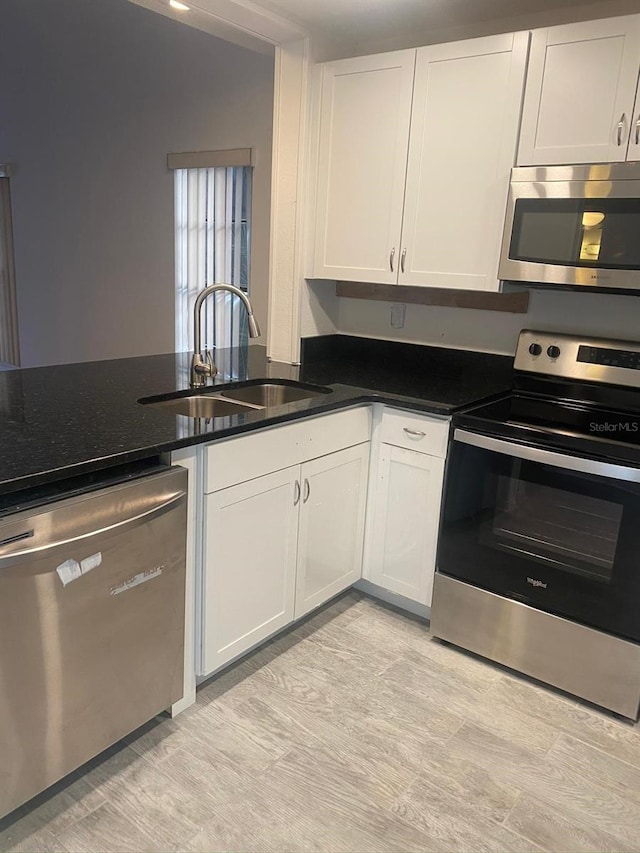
[{"x1": 0, "y1": 490, "x2": 186, "y2": 565}]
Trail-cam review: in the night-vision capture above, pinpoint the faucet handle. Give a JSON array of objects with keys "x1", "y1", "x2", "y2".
[
  {"x1": 190, "y1": 350, "x2": 217, "y2": 387},
  {"x1": 202, "y1": 349, "x2": 218, "y2": 380}
]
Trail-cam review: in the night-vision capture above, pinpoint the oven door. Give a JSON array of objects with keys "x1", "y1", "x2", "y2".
[{"x1": 438, "y1": 429, "x2": 640, "y2": 643}]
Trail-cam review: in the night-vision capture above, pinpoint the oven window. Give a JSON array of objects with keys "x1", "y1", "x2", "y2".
[
  {"x1": 510, "y1": 198, "x2": 640, "y2": 270},
  {"x1": 439, "y1": 440, "x2": 640, "y2": 642},
  {"x1": 486, "y1": 468, "x2": 622, "y2": 582}
]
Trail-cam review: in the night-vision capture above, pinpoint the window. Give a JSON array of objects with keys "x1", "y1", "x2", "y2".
[
  {"x1": 171, "y1": 149, "x2": 252, "y2": 381},
  {"x1": 0, "y1": 169, "x2": 19, "y2": 367}
]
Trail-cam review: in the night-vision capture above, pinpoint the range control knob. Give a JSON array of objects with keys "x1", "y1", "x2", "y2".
[
  {"x1": 547, "y1": 345, "x2": 561, "y2": 359},
  {"x1": 528, "y1": 343, "x2": 542, "y2": 356}
]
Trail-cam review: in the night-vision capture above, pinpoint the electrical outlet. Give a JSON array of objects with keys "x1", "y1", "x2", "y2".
[{"x1": 390, "y1": 303, "x2": 406, "y2": 329}]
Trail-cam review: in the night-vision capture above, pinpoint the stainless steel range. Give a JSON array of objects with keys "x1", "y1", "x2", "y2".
[{"x1": 431, "y1": 329, "x2": 640, "y2": 719}]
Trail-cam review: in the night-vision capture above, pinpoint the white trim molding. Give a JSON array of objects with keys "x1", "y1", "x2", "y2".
[
  {"x1": 267, "y1": 38, "x2": 312, "y2": 364},
  {"x1": 128, "y1": 0, "x2": 306, "y2": 54}
]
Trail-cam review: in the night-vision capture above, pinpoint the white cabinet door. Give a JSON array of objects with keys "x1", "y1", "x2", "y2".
[
  {"x1": 369, "y1": 444, "x2": 445, "y2": 606},
  {"x1": 400, "y1": 32, "x2": 529, "y2": 291},
  {"x1": 201, "y1": 468, "x2": 298, "y2": 674},
  {"x1": 312, "y1": 50, "x2": 415, "y2": 284},
  {"x1": 628, "y1": 84, "x2": 640, "y2": 162},
  {"x1": 518, "y1": 16, "x2": 640, "y2": 165},
  {"x1": 295, "y1": 443, "x2": 370, "y2": 618}
]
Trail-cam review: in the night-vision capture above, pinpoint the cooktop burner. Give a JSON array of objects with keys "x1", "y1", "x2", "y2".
[
  {"x1": 466, "y1": 395, "x2": 640, "y2": 442},
  {"x1": 456, "y1": 330, "x2": 640, "y2": 466}
]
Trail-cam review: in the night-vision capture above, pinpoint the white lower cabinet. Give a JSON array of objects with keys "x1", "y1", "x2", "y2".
[
  {"x1": 201, "y1": 443, "x2": 369, "y2": 673},
  {"x1": 368, "y1": 445, "x2": 445, "y2": 606},
  {"x1": 365, "y1": 408, "x2": 449, "y2": 608},
  {"x1": 201, "y1": 468, "x2": 299, "y2": 675},
  {"x1": 198, "y1": 407, "x2": 372, "y2": 677},
  {"x1": 295, "y1": 443, "x2": 370, "y2": 619},
  {"x1": 196, "y1": 403, "x2": 449, "y2": 679}
]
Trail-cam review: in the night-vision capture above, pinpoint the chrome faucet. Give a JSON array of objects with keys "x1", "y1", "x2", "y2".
[{"x1": 190, "y1": 283, "x2": 261, "y2": 388}]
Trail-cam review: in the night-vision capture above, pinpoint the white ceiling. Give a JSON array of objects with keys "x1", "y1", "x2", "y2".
[
  {"x1": 250, "y1": 0, "x2": 630, "y2": 51},
  {"x1": 130, "y1": 0, "x2": 639, "y2": 57}
]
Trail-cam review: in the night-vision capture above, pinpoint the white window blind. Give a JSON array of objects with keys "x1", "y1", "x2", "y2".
[
  {"x1": 174, "y1": 164, "x2": 251, "y2": 381},
  {"x1": 0, "y1": 173, "x2": 19, "y2": 367}
]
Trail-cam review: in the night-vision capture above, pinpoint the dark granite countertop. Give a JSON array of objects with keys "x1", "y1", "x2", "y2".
[{"x1": 0, "y1": 336, "x2": 513, "y2": 494}]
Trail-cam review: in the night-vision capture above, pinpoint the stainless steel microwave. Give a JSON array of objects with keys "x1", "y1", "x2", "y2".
[{"x1": 499, "y1": 163, "x2": 640, "y2": 292}]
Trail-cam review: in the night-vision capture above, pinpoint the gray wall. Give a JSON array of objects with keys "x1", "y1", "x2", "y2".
[
  {"x1": 335, "y1": 288, "x2": 640, "y2": 355},
  {"x1": 0, "y1": 0, "x2": 274, "y2": 367}
]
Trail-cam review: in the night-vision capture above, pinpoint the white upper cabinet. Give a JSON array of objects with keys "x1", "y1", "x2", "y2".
[
  {"x1": 629, "y1": 84, "x2": 640, "y2": 161},
  {"x1": 311, "y1": 33, "x2": 528, "y2": 290},
  {"x1": 518, "y1": 16, "x2": 640, "y2": 165},
  {"x1": 312, "y1": 50, "x2": 416, "y2": 283},
  {"x1": 401, "y1": 33, "x2": 529, "y2": 290}
]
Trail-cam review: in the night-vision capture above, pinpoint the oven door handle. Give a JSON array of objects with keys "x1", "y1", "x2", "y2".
[{"x1": 454, "y1": 429, "x2": 640, "y2": 484}]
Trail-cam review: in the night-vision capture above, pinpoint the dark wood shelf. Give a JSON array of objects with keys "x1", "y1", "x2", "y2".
[{"x1": 336, "y1": 281, "x2": 529, "y2": 314}]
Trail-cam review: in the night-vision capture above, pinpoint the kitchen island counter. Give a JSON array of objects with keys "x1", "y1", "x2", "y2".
[{"x1": 0, "y1": 336, "x2": 512, "y2": 494}]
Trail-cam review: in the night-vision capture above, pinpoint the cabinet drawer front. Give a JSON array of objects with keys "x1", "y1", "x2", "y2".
[
  {"x1": 381, "y1": 408, "x2": 449, "y2": 457},
  {"x1": 205, "y1": 406, "x2": 372, "y2": 492}
]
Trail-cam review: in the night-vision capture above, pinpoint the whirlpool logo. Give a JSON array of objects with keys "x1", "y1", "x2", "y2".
[{"x1": 527, "y1": 577, "x2": 547, "y2": 589}]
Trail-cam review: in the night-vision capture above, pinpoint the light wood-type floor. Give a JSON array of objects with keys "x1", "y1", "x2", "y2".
[{"x1": 2, "y1": 591, "x2": 640, "y2": 853}]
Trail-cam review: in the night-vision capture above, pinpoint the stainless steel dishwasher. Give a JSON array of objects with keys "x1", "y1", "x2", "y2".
[{"x1": 0, "y1": 464, "x2": 188, "y2": 819}]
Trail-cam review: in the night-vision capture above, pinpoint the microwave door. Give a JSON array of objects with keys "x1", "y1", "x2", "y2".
[{"x1": 498, "y1": 166, "x2": 640, "y2": 290}]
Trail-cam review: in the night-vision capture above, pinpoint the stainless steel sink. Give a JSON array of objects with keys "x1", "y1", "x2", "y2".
[
  {"x1": 140, "y1": 379, "x2": 332, "y2": 418},
  {"x1": 218, "y1": 381, "x2": 331, "y2": 407},
  {"x1": 142, "y1": 396, "x2": 257, "y2": 419}
]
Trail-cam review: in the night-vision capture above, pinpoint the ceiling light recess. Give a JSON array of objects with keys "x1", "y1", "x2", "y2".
[{"x1": 169, "y1": 0, "x2": 190, "y2": 11}]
